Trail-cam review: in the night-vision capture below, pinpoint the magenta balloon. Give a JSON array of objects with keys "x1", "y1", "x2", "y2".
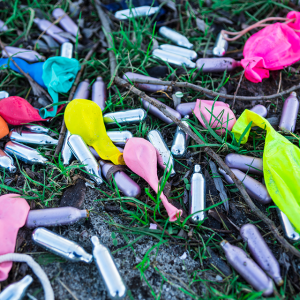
[{"x1": 123, "y1": 138, "x2": 182, "y2": 221}]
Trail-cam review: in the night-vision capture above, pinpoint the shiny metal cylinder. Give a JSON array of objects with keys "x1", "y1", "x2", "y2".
[
  {"x1": 4, "y1": 141, "x2": 48, "y2": 165},
  {"x1": 2, "y1": 46, "x2": 44, "y2": 63},
  {"x1": 103, "y1": 109, "x2": 147, "y2": 126},
  {"x1": 153, "y1": 49, "x2": 196, "y2": 68},
  {"x1": 0, "y1": 149, "x2": 16, "y2": 173},
  {"x1": 189, "y1": 165, "x2": 206, "y2": 223},
  {"x1": 213, "y1": 32, "x2": 228, "y2": 57},
  {"x1": 23, "y1": 124, "x2": 49, "y2": 134},
  {"x1": 218, "y1": 168, "x2": 271, "y2": 204},
  {"x1": 92, "y1": 76, "x2": 106, "y2": 111},
  {"x1": 91, "y1": 236, "x2": 127, "y2": 299},
  {"x1": 159, "y1": 44, "x2": 197, "y2": 60},
  {"x1": 196, "y1": 57, "x2": 241, "y2": 72},
  {"x1": 73, "y1": 79, "x2": 90, "y2": 100},
  {"x1": 142, "y1": 98, "x2": 181, "y2": 124},
  {"x1": 0, "y1": 275, "x2": 33, "y2": 300},
  {"x1": 159, "y1": 26, "x2": 193, "y2": 49},
  {"x1": 52, "y1": 8, "x2": 80, "y2": 37},
  {"x1": 107, "y1": 131, "x2": 133, "y2": 146},
  {"x1": 32, "y1": 227, "x2": 93, "y2": 263},
  {"x1": 60, "y1": 42, "x2": 73, "y2": 58},
  {"x1": 99, "y1": 160, "x2": 141, "y2": 198},
  {"x1": 171, "y1": 115, "x2": 190, "y2": 157},
  {"x1": 220, "y1": 240, "x2": 273, "y2": 296},
  {"x1": 225, "y1": 153, "x2": 263, "y2": 175},
  {"x1": 176, "y1": 102, "x2": 196, "y2": 116},
  {"x1": 115, "y1": 6, "x2": 160, "y2": 20},
  {"x1": 0, "y1": 91, "x2": 9, "y2": 99},
  {"x1": 9, "y1": 129, "x2": 58, "y2": 146},
  {"x1": 250, "y1": 105, "x2": 267, "y2": 118},
  {"x1": 147, "y1": 130, "x2": 176, "y2": 176},
  {"x1": 277, "y1": 208, "x2": 300, "y2": 242},
  {"x1": 122, "y1": 72, "x2": 170, "y2": 93},
  {"x1": 279, "y1": 92, "x2": 299, "y2": 132},
  {"x1": 61, "y1": 130, "x2": 73, "y2": 165},
  {"x1": 67, "y1": 134, "x2": 103, "y2": 185},
  {"x1": 26, "y1": 207, "x2": 88, "y2": 228}
]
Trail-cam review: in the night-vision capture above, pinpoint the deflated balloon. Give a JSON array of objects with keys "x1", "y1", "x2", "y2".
[
  {"x1": 64, "y1": 99, "x2": 124, "y2": 165},
  {"x1": 123, "y1": 137, "x2": 182, "y2": 222}
]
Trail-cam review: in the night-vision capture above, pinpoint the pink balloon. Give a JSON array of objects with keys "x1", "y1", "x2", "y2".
[
  {"x1": 0, "y1": 194, "x2": 30, "y2": 281},
  {"x1": 193, "y1": 99, "x2": 236, "y2": 134},
  {"x1": 123, "y1": 138, "x2": 182, "y2": 222},
  {"x1": 241, "y1": 11, "x2": 300, "y2": 83}
]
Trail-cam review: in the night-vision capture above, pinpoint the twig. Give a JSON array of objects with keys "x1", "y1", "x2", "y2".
[
  {"x1": 275, "y1": 71, "x2": 282, "y2": 113},
  {"x1": 58, "y1": 279, "x2": 79, "y2": 300},
  {"x1": 94, "y1": 0, "x2": 117, "y2": 79},
  {"x1": 232, "y1": 66, "x2": 246, "y2": 109},
  {"x1": 0, "y1": 39, "x2": 52, "y2": 102},
  {"x1": 124, "y1": 78, "x2": 300, "y2": 101},
  {"x1": 54, "y1": 41, "x2": 100, "y2": 156},
  {"x1": 115, "y1": 75, "x2": 300, "y2": 258}
]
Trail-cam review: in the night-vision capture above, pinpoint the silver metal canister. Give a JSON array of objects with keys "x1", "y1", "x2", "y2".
[
  {"x1": 0, "y1": 149, "x2": 16, "y2": 173},
  {"x1": 107, "y1": 131, "x2": 133, "y2": 146},
  {"x1": 159, "y1": 44, "x2": 197, "y2": 60},
  {"x1": 171, "y1": 115, "x2": 190, "y2": 158},
  {"x1": 213, "y1": 32, "x2": 228, "y2": 57},
  {"x1": 103, "y1": 109, "x2": 147, "y2": 126},
  {"x1": 159, "y1": 26, "x2": 193, "y2": 49},
  {"x1": 0, "y1": 275, "x2": 33, "y2": 300},
  {"x1": 60, "y1": 42, "x2": 73, "y2": 58},
  {"x1": 276, "y1": 208, "x2": 300, "y2": 242}
]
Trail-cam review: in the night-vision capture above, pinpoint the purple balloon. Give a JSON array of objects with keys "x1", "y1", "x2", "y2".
[
  {"x1": 250, "y1": 105, "x2": 267, "y2": 118},
  {"x1": 240, "y1": 224, "x2": 283, "y2": 286},
  {"x1": 219, "y1": 168, "x2": 271, "y2": 204},
  {"x1": 99, "y1": 160, "x2": 141, "y2": 198},
  {"x1": 92, "y1": 77, "x2": 106, "y2": 111},
  {"x1": 221, "y1": 240, "x2": 273, "y2": 296},
  {"x1": 176, "y1": 102, "x2": 196, "y2": 117},
  {"x1": 142, "y1": 98, "x2": 181, "y2": 124},
  {"x1": 26, "y1": 207, "x2": 87, "y2": 228},
  {"x1": 123, "y1": 72, "x2": 170, "y2": 93},
  {"x1": 225, "y1": 153, "x2": 263, "y2": 175}
]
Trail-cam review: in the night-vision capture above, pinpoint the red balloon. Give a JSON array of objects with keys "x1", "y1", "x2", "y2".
[{"x1": 0, "y1": 96, "x2": 46, "y2": 125}]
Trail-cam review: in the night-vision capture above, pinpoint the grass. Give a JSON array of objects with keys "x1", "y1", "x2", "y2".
[{"x1": 0, "y1": 0, "x2": 300, "y2": 299}]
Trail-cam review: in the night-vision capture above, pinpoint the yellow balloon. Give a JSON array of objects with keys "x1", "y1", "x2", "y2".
[{"x1": 64, "y1": 99, "x2": 125, "y2": 165}]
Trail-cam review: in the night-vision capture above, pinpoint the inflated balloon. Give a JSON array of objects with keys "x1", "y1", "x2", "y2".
[
  {"x1": 123, "y1": 138, "x2": 182, "y2": 222},
  {"x1": 0, "y1": 116, "x2": 8, "y2": 138},
  {"x1": 232, "y1": 109, "x2": 300, "y2": 232},
  {"x1": 193, "y1": 99, "x2": 236, "y2": 134},
  {"x1": 0, "y1": 194, "x2": 30, "y2": 280},
  {"x1": 0, "y1": 96, "x2": 45, "y2": 125},
  {"x1": 64, "y1": 99, "x2": 124, "y2": 165},
  {"x1": 40, "y1": 57, "x2": 81, "y2": 118},
  {"x1": 0, "y1": 58, "x2": 46, "y2": 88},
  {"x1": 241, "y1": 11, "x2": 300, "y2": 83}
]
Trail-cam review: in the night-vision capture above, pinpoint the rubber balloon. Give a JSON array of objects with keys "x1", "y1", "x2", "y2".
[
  {"x1": 64, "y1": 99, "x2": 124, "y2": 165},
  {"x1": 123, "y1": 137, "x2": 182, "y2": 222},
  {"x1": 0, "y1": 194, "x2": 30, "y2": 280},
  {"x1": 0, "y1": 96, "x2": 45, "y2": 125},
  {"x1": 0, "y1": 116, "x2": 8, "y2": 138}
]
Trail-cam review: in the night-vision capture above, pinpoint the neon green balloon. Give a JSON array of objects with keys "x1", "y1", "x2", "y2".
[{"x1": 232, "y1": 109, "x2": 300, "y2": 232}]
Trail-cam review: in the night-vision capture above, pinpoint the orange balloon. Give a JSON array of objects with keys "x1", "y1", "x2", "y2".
[{"x1": 0, "y1": 116, "x2": 8, "y2": 139}]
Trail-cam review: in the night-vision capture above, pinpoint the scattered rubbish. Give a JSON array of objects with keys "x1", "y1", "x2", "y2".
[
  {"x1": 179, "y1": 252, "x2": 187, "y2": 260},
  {"x1": 171, "y1": 115, "x2": 190, "y2": 158},
  {"x1": 153, "y1": 49, "x2": 196, "y2": 68},
  {"x1": 220, "y1": 240, "x2": 273, "y2": 296},
  {"x1": 159, "y1": 44, "x2": 197, "y2": 60},
  {"x1": 9, "y1": 129, "x2": 58, "y2": 146},
  {"x1": 115, "y1": 6, "x2": 160, "y2": 20},
  {"x1": 250, "y1": 104, "x2": 268, "y2": 118},
  {"x1": 0, "y1": 149, "x2": 16, "y2": 173},
  {"x1": 0, "y1": 275, "x2": 33, "y2": 300},
  {"x1": 91, "y1": 236, "x2": 127, "y2": 298},
  {"x1": 279, "y1": 92, "x2": 299, "y2": 132},
  {"x1": 123, "y1": 138, "x2": 182, "y2": 221},
  {"x1": 26, "y1": 207, "x2": 88, "y2": 228},
  {"x1": 159, "y1": 26, "x2": 193, "y2": 49},
  {"x1": 5, "y1": 141, "x2": 48, "y2": 165},
  {"x1": 147, "y1": 129, "x2": 176, "y2": 176},
  {"x1": 107, "y1": 131, "x2": 133, "y2": 146},
  {"x1": 0, "y1": 91, "x2": 9, "y2": 99},
  {"x1": 61, "y1": 130, "x2": 73, "y2": 165},
  {"x1": 68, "y1": 134, "x2": 103, "y2": 186},
  {"x1": 2, "y1": 46, "x2": 44, "y2": 62},
  {"x1": 0, "y1": 116, "x2": 8, "y2": 139},
  {"x1": 276, "y1": 208, "x2": 300, "y2": 242},
  {"x1": 189, "y1": 165, "x2": 206, "y2": 223},
  {"x1": 60, "y1": 42, "x2": 73, "y2": 58},
  {"x1": 23, "y1": 125, "x2": 49, "y2": 134},
  {"x1": 65, "y1": 99, "x2": 124, "y2": 165},
  {"x1": 32, "y1": 228, "x2": 93, "y2": 263},
  {"x1": 176, "y1": 102, "x2": 195, "y2": 116},
  {"x1": 196, "y1": 57, "x2": 241, "y2": 72},
  {"x1": 218, "y1": 168, "x2": 271, "y2": 204},
  {"x1": 103, "y1": 108, "x2": 147, "y2": 126},
  {"x1": 0, "y1": 194, "x2": 30, "y2": 280},
  {"x1": 92, "y1": 77, "x2": 107, "y2": 111},
  {"x1": 74, "y1": 79, "x2": 90, "y2": 99},
  {"x1": 142, "y1": 97, "x2": 181, "y2": 124},
  {"x1": 213, "y1": 32, "x2": 228, "y2": 57},
  {"x1": 240, "y1": 224, "x2": 283, "y2": 286},
  {"x1": 149, "y1": 223, "x2": 157, "y2": 230}
]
